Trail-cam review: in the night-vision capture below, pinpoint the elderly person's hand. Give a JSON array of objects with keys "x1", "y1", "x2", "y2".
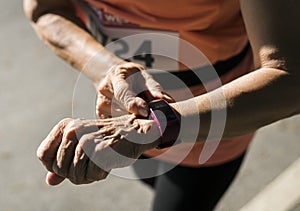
[
  {"x1": 37, "y1": 115, "x2": 161, "y2": 185},
  {"x1": 96, "y1": 62, "x2": 173, "y2": 118}
]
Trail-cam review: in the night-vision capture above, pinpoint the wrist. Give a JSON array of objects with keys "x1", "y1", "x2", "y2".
[
  {"x1": 170, "y1": 99, "x2": 206, "y2": 143},
  {"x1": 85, "y1": 50, "x2": 124, "y2": 86},
  {"x1": 169, "y1": 102, "x2": 182, "y2": 118},
  {"x1": 132, "y1": 119, "x2": 162, "y2": 151}
]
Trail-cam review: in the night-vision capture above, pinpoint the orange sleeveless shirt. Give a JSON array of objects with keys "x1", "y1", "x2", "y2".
[{"x1": 75, "y1": 0, "x2": 255, "y2": 167}]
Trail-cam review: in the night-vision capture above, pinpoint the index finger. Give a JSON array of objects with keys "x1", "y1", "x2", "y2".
[
  {"x1": 112, "y1": 72, "x2": 149, "y2": 117},
  {"x1": 37, "y1": 118, "x2": 72, "y2": 172}
]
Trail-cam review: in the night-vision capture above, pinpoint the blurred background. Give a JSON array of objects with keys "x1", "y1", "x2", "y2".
[{"x1": 0, "y1": 1, "x2": 299, "y2": 210}]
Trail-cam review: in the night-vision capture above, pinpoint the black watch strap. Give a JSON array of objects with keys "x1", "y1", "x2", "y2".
[{"x1": 148, "y1": 99, "x2": 181, "y2": 149}]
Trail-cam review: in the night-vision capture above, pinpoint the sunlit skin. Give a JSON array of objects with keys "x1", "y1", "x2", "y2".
[
  {"x1": 24, "y1": 0, "x2": 300, "y2": 185},
  {"x1": 37, "y1": 115, "x2": 161, "y2": 185}
]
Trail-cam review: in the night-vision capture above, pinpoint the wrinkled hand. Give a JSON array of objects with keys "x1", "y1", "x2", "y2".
[
  {"x1": 37, "y1": 115, "x2": 160, "y2": 186},
  {"x1": 96, "y1": 62, "x2": 173, "y2": 118}
]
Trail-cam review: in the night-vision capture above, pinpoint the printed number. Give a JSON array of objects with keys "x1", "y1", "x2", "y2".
[
  {"x1": 112, "y1": 39, "x2": 129, "y2": 58},
  {"x1": 112, "y1": 39, "x2": 155, "y2": 68},
  {"x1": 133, "y1": 40, "x2": 155, "y2": 68}
]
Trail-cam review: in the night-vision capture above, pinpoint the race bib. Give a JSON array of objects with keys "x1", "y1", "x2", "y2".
[{"x1": 73, "y1": 0, "x2": 180, "y2": 70}]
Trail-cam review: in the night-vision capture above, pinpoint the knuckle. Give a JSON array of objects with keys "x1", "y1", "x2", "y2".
[
  {"x1": 64, "y1": 127, "x2": 76, "y2": 140},
  {"x1": 56, "y1": 118, "x2": 73, "y2": 133},
  {"x1": 58, "y1": 118, "x2": 73, "y2": 128},
  {"x1": 36, "y1": 145, "x2": 53, "y2": 166},
  {"x1": 126, "y1": 99, "x2": 137, "y2": 112},
  {"x1": 72, "y1": 118, "x2": 84, "y2": 128},
  {"x1": 126, "y1": 62, "x2": 144, "y2": 70},
  {"x1": 109, "y1": 64, "x2": 118, "y2": 74},
  {"x1": 97, "y1": 97, "x2": 111, "y2": 108},
  {"x1": 64, "y1": 118, "x2": 86, "y2": 140},
  {"x1": 36, "y1": 147, "x2": 47, "y2": 162},
  {"x1": 52, "y1": 163, "x2": 68, "y2": 178},
  {"x1": 98, "y1": 83, "x2": 111, "y2": 94},
  {"x1": 112, "y1": 62, "x2": 144, "y2": 76}
]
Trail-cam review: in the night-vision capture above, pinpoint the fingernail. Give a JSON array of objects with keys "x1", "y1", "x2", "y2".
[
  {"x1": 163, "y1": 94, "x2": 175, "y2": 102},
  {"x1": 153, "y1": 91, "x2": 163, "y2": 99},
  {"x1": 46, "y1": 172, "x2": 65, "y2": 186}
]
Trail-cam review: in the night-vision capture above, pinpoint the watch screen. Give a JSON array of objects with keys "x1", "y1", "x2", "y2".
[{"x1": 151, "y1": 100, "x2": 177, "y2": 121}]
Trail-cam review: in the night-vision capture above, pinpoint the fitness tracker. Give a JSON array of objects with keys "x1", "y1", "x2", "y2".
[{"x1": 148, "y1": 99, "x2": 181, "y2": 149}]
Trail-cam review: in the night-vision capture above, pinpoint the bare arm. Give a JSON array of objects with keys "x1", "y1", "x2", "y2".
[
  {"x1": 23, "y1": 0, "x2": 122, "y2": 84},
  {"x1": 23, "y1": 0, "x2": 165, "y2": 117},
  {"x1": 171, "y1": 0, "x2": 300, "y2": 141}
]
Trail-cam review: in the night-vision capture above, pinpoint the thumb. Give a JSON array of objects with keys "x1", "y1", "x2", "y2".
[{"x1": 46, "y1": 171, "x2": 65, "y2": 186}]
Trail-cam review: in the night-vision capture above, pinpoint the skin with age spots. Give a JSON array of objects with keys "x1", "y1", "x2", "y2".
[{"x1": 37, "y1": 115, "x2": 161, "y2": 185}]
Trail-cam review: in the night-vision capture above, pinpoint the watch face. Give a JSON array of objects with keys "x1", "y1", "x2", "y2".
[
  {"x1": 149, "y1": 99, "x2": 181, "y2": 149},
  {"x1": 150, "y1": 100, "x2": 177, "y2": 121}
]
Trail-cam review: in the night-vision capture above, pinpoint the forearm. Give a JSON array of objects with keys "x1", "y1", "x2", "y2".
[
  {"x1": 24, "y1": 0, "x2": 122, "y2": 84},
  {"x1": 172, "y1": 67, "x2": 300, "y2": 142}
]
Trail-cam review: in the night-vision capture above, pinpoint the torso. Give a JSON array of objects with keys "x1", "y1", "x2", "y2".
[
  {"x1": 74, "y1": 0, "x2": 248, "y2": 65},
  {"x1": 73, "y1": 0, "x2": 255, "y2": 167}
]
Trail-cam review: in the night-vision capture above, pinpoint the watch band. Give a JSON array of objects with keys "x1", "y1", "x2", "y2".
[{"x1": 148, "y1": 99, "x2": 181, "y2": 149}]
